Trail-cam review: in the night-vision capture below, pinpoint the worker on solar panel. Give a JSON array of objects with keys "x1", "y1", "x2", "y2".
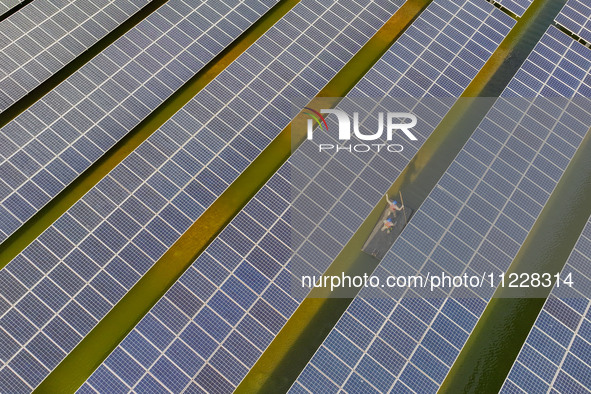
[
  {"x1": 381, "y1": 217, "x2": 396, "y2": 233},
  {"x1": 385, "y1": 194, "x2": 404, "y2": 216}
]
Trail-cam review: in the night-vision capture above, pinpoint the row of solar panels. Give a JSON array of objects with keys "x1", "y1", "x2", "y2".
[
  {"x1": 0, "y1": 0, "x2": 154, "y2": 112},
  {"x1": 78, "y1": 0, "x2": 520, "y2": 392},
  {"x1": 0, "y1": 0, "x2": 407, "y2": 391},
  {"x1": 499, "y1": 2, "x2": 591, "y2": 393},
  {"x1": 0, "y1": 0, "x2": 283, "y2": 244},
  {"x1": 502, "y1": 215, "x2": 591, "y2": 393}
]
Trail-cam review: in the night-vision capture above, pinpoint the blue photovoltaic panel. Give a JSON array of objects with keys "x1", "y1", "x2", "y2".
[
  {"x1": 556, "y1": 0, "x2": 591, "y2": 44},
  {"x1": 0, "y1": 0, "x2": 282, "y2": 244},
  {"x1": 291, "y1": 26, "x2": 591, "y2": 394},
  {"x1": 0, "y1": 0, "x2": 25, "y2": 17},
  {"x1": 501, "y1": 217, "x2": 591, "y2": 393},
  {"x1": 0, "y1": 0, "x2": 406, "y2": 391},
  {"x1": 79, "y1": 0, "x2": 516, "y2": 392},
  {"x1": 494, "y1": 0, "x2": 532, "y2": 17},
  {"x1": 0, "y1": 0, "x2": 155, "y2": 112}
]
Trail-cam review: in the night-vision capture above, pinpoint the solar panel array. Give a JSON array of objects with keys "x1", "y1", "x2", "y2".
[
  {"x1": 291, "y1": 25, "x2": 591, "y2": 393},
  {"x1": 78, "y1": 0, "x2": 516, "y2": 392},
  {"x1": 0, "y1": 0, "x2": 406, "y2": 391},
  {"x1": 0, "y1": 0, "x2": 26, "y2": 18},
  {"x1": 500, "y1": 10, "x2": 591, "y2": 391},
  {"x1": 555, "y1": 0, "x2": 591, "y2": 44},
  {"x1": 494, "y1": 0, "x2": 532, "y2": 17},
  {"x1": 0, "y1": 0, "x2": 155, "y2": 112},
  {"x1": 501, "y1": 216, "x2": 591, "y2": 394},
  {"x1": 0, "y1": 0, "x2": 283, "y2": 245}
]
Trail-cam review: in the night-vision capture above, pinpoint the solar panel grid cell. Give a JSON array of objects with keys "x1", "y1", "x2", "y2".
[
  {"x1": 0, "y1": 0, "x2": 282, "y2": 244},
  {"x1": 79, "y1": 0, "x2": 516, "y2": 392},
  {"x1": 293, "y1": 25, "x2": 591, "y2": 394}
]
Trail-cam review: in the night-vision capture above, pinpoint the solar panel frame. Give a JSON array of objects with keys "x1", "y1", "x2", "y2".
[
  {"x1": 78, "y1": 0, "x2": 518, "y2": 392},
  {"x1": 291, "y1": 25, "x2": 591, "y2": 393}
]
